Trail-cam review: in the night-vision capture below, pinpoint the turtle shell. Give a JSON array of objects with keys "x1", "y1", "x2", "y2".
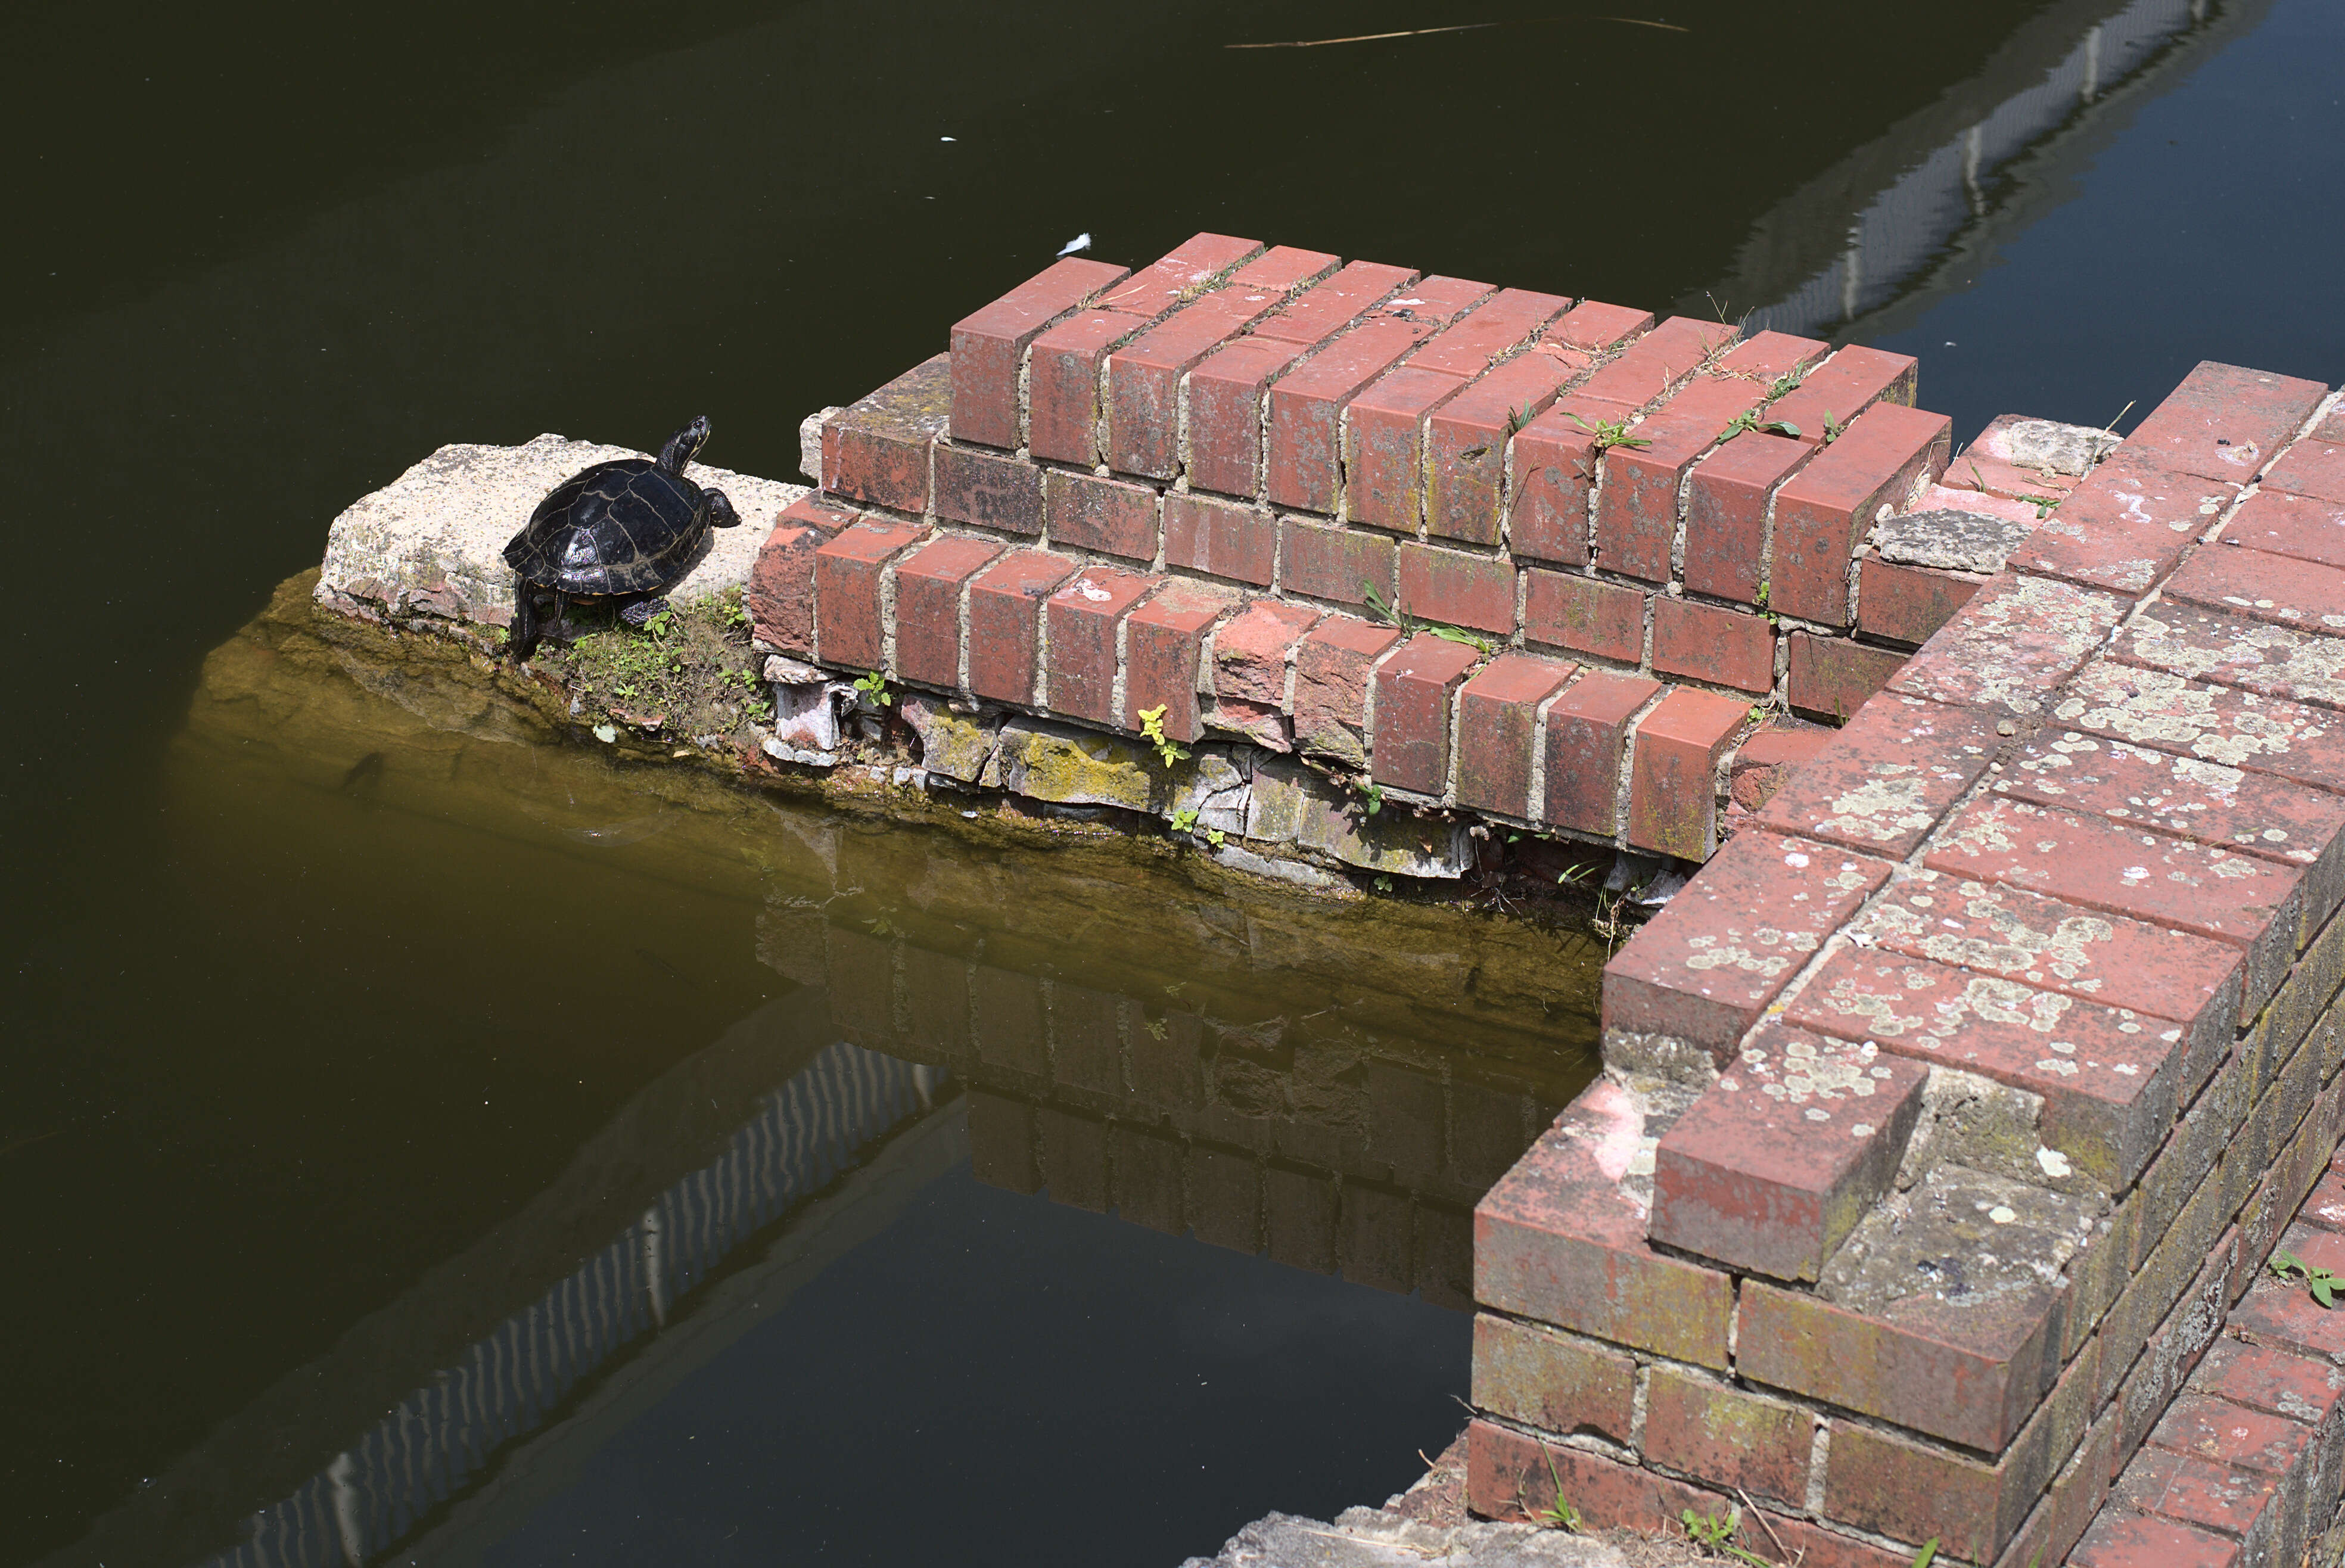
[{"x1": 503, "y1": 458, "x2": 711, "y2": 596}]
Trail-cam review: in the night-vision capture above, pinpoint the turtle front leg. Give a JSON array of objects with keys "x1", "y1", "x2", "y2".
[
  {"x1": 509, "y1": 583, "x2": 542, "y2": 661},
  {"x1": 620, "y1": 596, "x2": 672, "y2": 629}
]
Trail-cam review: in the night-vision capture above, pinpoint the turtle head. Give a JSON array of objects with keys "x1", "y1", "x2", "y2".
[{"x1": 657, "y1": 415, "x2": 712, "y2": 475}]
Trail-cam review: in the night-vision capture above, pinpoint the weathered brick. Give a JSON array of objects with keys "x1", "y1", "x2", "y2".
[
  {"x1": 2113, "y1": 1446, "x2": 2282, "y2": 1564},
  {"x1": 2263, "y1": 434, "x2": 2345, "y2": 505},
  {"x1": 1294, "y1": 615, "x2": 1402, "y2": 768},
  {"x1": 1889, "y1": 572, "x2": 2128, "y2": 719},
  {"x1": 1544, "y1": 298, "x2": 1654, "y2": 352},
  {"x1": 2113, "y1": 599, "x2": 2345, "y2": 713},
  {"x1": 1162, "y1": 491, "x2": 1274, "y2": 585},
  {"x1": 1715, "y1": 329, "x2": 1830, "y2": 382},
  {"x1": 2054, "y1": 660, "x2": 2345, "y2": 798},
  {"x1": 1593, "y1": 378, "x2": 1768, "y2": 583},
  {"x1": 1651, "y1": 596, "x2": 1775, "y2": 694},
  {"x1": 1467, "y1": 1420, "x2": 1733, "y2": 1536},
  {"x1": 1541, "y1": 669, "x2": 1660, "y2": 836},
  {"x1": 892, "y1": 534, "x2": 1003, "y2": 689},
  {"x1": 2011, "y1": 447, "x2": 2237, "y2": 598},
  {"x1": 1522, "y1": 570, "x2": 1644, "y2": 663},
  {"x1": 2220, "y1": 487, "x2": 2345, "y2": 572},
  {"x1": 1043, "y1": 468, "x2": 1159, "y2": 564},
  {"x1": 1682, "y1": 431, "x2": 1813, "y2": 606},
  {"x1": 1824, "y1": 1398, "x2": 2070, "y2": 1566},
  {"x1": 1426, "y1": 351, "x2": 1581, "y2": 545},
  {"x1": 1455, "y1": 652, "x2": 1575, "y2": 819},
  {"x1": 2166, "y1": 540, "x2": 2345, "y2": 637},
  {"x1": 1186, "y1": 1143, "x2": 1259, "y2": 1253},
  {"x1": 1771, "y1": 403, "x2": 1952, "y2": 626},
  {"x1": 1650, "y1": 1022, "x2": 1928, "y2": 1282},
  {"x1": 1602, "y1": 831, "x2": 1892, "y2": 1063},
  {"x1": 948, "y1": 257, "x2": 1130, "y2": 448},
  {"x1": 747, "y1": 521, "x2": 820, "y2": 655},
  {"x1": 932, "y1": 442, "x2": 1045, "y2": 535},
  {"x1": 2196, "y1": 1339, "x2": 2345, "y2": 1521},
  {"x1": 822, "y1": 353, "x2": 951, "y2": 512},
  {"x1": 1754, "y1": 691, "x2": 1999, "y2": 857},
  {"x1": 1338, "y1": 1179, "x2": 1414, "y2": 1293},
  {"x1": 1109, "y1": 1122, "x2": 1187, "y2": 1235},
  {"x1": 1207, "y1": 600, "x2": 1319, "y2": 705},
  {"x1": 1856, "y1": 556, "x2": 1986, "y2": 645},
  {"x1": 1344, "y1": 365, "x2": 1466, "y2": 531},
  {"x1": 1729, "y1": 722, "x2": 1831, "y2": 812},
  {"x1": 1786, "y1": 634, "x2": 1908, "y2": 723},
  {"x1": 1408, "y1": 286, "x2": 1569, "y2": 377},
  {"x1": 1628, "y1": 685, "x2": 1750, "y2": 859},
  {"x1": 1279, "y1": 517, "x2": 1393, "y2": 608},
  {"x1": 1183, "y1": 337, "x2": 1308, "y2": 498},
  {"x1": 2069, "y1": 1510, "x2": 2243, "y2": 1567},
  {"x1": 1469, "y1": 1314, "x2": 1636, "y2": 1445},
  {"x1": 2120, "y1": 360, "x2": 2329, "y2": 486},
  {"x1": 966, "y1": 549, "x2": 1079, "y2": 704},
  {"x1": 1397, "y1": 543, "x2": 1517, "y2": 635},
  {"x1": 1093, "y1": 232, "x2": 1265, "y2": 318},
  {"x1": 813, "y1": 519, "x2": 925, "y2": 668},
  {"x1": 1505, "y1": 399, "x2": 1607, "y2": 567},
  {"x1": 1643, "y1": 1366, "x2": 1817, "y2": 1507},
  {"x1": 1766, "y1": 344, "x2": 1920, "y2": 440},
  {"x1": 1251, "y1": 258, "x2": 1419, "y2": 346},
  {"x1": 1042, "y1": 565, "x2": 1155, "y2": 726},
  {"x1": 1576, "y1": 315, "x2": 1738, "y2": 409},
  {"x1": 1372, "y1": 634, "x2": 1481, "y2": 795},
  {"x1": 1026, "y1": 308, "x2": 1143, "y2": 466},
  {"x1": 1123, "y1": 578, "x2": 1235, "y2": 742},
  {"x1": 1263, "y1": 1162, "x2": 1336, "y2": 1272}
]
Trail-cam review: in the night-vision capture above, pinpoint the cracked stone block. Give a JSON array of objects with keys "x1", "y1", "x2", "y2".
[
  {"x1": 990, "y1": 719, "x2": 1167, "y2": 813},
  {"x1": 1972, "y1": 415, "x2": 2123, "y2": 477},
  {"x1": 1244, "y1": 756, "x2": 1317, "y2": 844},
  {"x1": 1294, "y1": 790, "x2": 1472, "y2": 877},
  {"x1": 771, "y1": 679, "x2": 844, "y2": 752},
  {"x1": 898, "y1": 693, "x2": 999, "y2": 783},
  {"x1": 1168, "y1": 748, "x2": 1251, "y2": 835},
  {"x1": 1873, "y1": 508, "x2": 2033, "y2": 574}
]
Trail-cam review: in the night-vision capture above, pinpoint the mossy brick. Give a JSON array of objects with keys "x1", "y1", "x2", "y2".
[
  {"x1": 2054, "y1": 659, "x2": 2345, "y2": 797},
  {"x1": 1765, "y1": 344, "x2": 1920, "y2": 440},
  {"x1": 1684, "y1": 430, "x2": 1812, "y2": 604},
  {"x1": 1184, "y1": 337, "x2": 1310, "y2": 499},
  {"x1": 1594, "y1": 377, "x2": 1768, "y2": 583},
  {"x1": 1043, "y1": 564, "x2": 1155, "y2": 726},
  {"x1": 1771, "y1": 402, "x2": 1951, "y2": 626},
  {"x1": 1466, "y1": 1419, "x2": 1734, "y2": 1536},
  {"x1": 2113, "y1": 1446, "x2": 2284, "y2": 1566},
  {"x1": 1861, "y1": 870, "x2": 2244, "y2": 1100},
  {"x1": 1651, "y1": 595, "x2": 1775, "y2": 694},
  {"x1": 1124, "y1": 578, "x2": 1237, "y2": 743},
  {"x1": 1043, "y1": 468, "x2": 1159, "y2": 564},
  {"x1": 1643, "y1": 1365, "x2": 1817, "y2": 1508},
  {"x1": 1251, "y1": 258, "x2": 1419, "y2": 346},
  {"x1": 1628, "y1": 685, "x2": 1749, "y2": 859},
  {"x1": 1208, "y1": 600, "x2": 1319, "y2": 706},
  {"x1": 1397, "y1": 543, "x2": 1516, "y2": 635},
  {"x1": 813, "y1": 518, "x2": 926, "y2": 668},
  {"x1": 1541, "y1": 668, "x2": 1660, "y2": 836},
  {"x1": 1371, "y1": 634, "x2": 1481, "y2": 795},
  {"x1": 1522, "y1": 569, "x2": 1643, "y2": 663},
  {"x1": 1027, "y1": 307, "x2": 1147, "y2": 465},
  {"x1": 1924, "y1": 795, "x2": 2304, "y2": 1018},
  {"x1": 966, "y1": 548, "x2": 1080, "y2": 704},
  {"x1": 2104, "y1": 1193, "x2": 2232, "y2": 1423},
  {"x1": 967, "y1": 1091, "x2": 1041, "y2": 1193},
  {"x1": 1344, "y1": 365, "x2": 1467, "y2": 531},
  {"x1": 1504, "y1": 399, "x2": 1610, "y2": 567},
  {"x1": 1049, "y1": 980, "x2": 1125, "y2": 1094},
  {"x1": 2069, "y1": 1510, "x2": 2243, "y2": 1567},
  {"x1": 2010, "y1": 447, "x2": 2237, "y2": 598},
  {"x1": 1425, "y1": 351, "x2": 1584, "y2": 546},
  {"x1": 893, "y1": 534, "x2": 1004, "y2": 689},
  {"x1": 1279, "y1": 517, "x2": 1394, "y2": 607},
  {"x1": 1600, "y1": 830, "x2": 1890, "y2": 1065},
  {"x1": 2220, "y1": 488, "x2": 2345, "y2": 572},
  {"x1": 1575, "y1": 315, "x2": 1738, "y2": 409},
  {"x1": 969, "y1": 963, "x2": 1048, "y2": 1075},
  {"x1": 1293, "y1": 614, "x2": 1401, "y2": 767},
  {"x1": 1469, "y1": 1314, "x2": 1637, "y2": 1444},
  {"x1": 1857, "y1": 556, "x2": 1987, "y2": 645},
  {"x1": 1474, "y1": 1079, "x2": 1734, "y2": 1366},
  {"x1": 747, "y1": 521, "x2": 820, "y2": 655},
  {"x1": 1787, "y1": 634, "x2": 1910, "y2": 723},
  {"x1": 1889, "y1": 571, "x2": 2128, "y2": 719},
  {"x1": 821, "y1": 353, "x2": 951, "y2": 512},
  {"x1": 1035, "y1": 1105, "x2": 1108, "y2": 1211},
  {"x1": 2116, "y1": 599, "x2": 2345, "y2": 713},
  {"x1": 948, "y1": 256, "x2": 1130, "y2": 449},
  {"x1": 932, "y1": 442, "x2": 1045, "y2": 535},
  {"x1": 1754, "y1": 691, "x2": 1999, "y2": 857},
  {"x1": 1650, "y1": 1022, "x2": 1926, "y2": 1282},
  {"x1": 1454, "y1": 653, "x2": 1574, "y2": 819},
  {"x1": 1162, "y1": 491, "x2": 1276, "y2": 585},
  {"x1": 2118, "y1": 360, "x2": 2328, "y2": 487},
  {"x1": 1783, "y1": 947, "x2": 2185, "y2": 1188}
]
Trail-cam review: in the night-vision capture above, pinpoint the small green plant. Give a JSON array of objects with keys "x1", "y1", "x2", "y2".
[
  {"x1": 2271, "y1": 1249, "x2": 2341, "y2": 1308},
  {"x1": 2019, "y1": 492, "x2": 2061, "y2": 519},
  {"x1": 1137, "y1": 705, "x2": 1190, "y2": 767},
  {"x1": 1820, "y1": 409, "x2": 1846, "y2": 444},
  {"x1": 1169, "y1": 807, "x2": 1201, "y2": 833},
  {"x1": 1556, "y1": 863, "x2": 1598, "y2": 888},
  {"x1": 1361, "y1": 781, "x2": 1385, "y2": 816},
  {"x1": 1359, "y1": 581, "x2": 1495, "y2": 654},
  {"x1": 1205, "y1": 827, "x2": 1226, "y2": 847},
  {"x1": 1372, "y1": 873, "x2": 1394, "y2": 893},
  {"x1": 1911, "y1": 1539, "x2": 1943, "y2": 1568},
  {"x1": 1522, "y1": 1447, "x2": 1581, "y2": 1532},
  {"x1": 852, "y1": 670, "x2": 893, "y2": 707},
  {"x1": 863, "y1": 909, "x2": 899, "y2": 938},
  {"x1": 1143, "y1": 1016, "x2": 1169, "y2": 1040},
  {"x1": 1766, "y1": 365, "x2": 1809, "y2": 399},
  {"x1": 1718, "y1": 407, "x2": 1801, "y2": 443},
  {"x1": 1570, "y1": 411, "x2": 1652, "y2": 451},
  {"x1": 1679, "y1": 1506, "x2": 1767, "y2": 1566},
  {"x1": 719, "y1": 584, "x2": 751, "y2": 631}
]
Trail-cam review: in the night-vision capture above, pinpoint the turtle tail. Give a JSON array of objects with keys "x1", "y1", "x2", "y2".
[{"x1": 509, "y1": 583, "x2": 541, "y2": 661}]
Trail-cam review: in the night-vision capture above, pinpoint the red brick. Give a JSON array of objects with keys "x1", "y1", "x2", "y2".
[
  {"x1": 2070, "y1": 1510, "x2": 2243, "y2": 1567},
  {"x1": 1786, "y1": 634, "x2": 1907, "y2": 723},
  {"x1": 813, "y1": 519, "x2": 925, "y2": 668},
  {"x1": 966, "y1": 549, "x2": 1080, "y2": 704},
  {"x1": 1208, "y1": 601, "x2": 1320, "y2": 705},
  {"x1": 1651, "y1": 1021, "x2": 1927, "y2": 1282},
  {"x1": 1857, "y1": 556, "x2": 1985, "y2": 645},
  {"x1": 1043, "y1": 468, "x2": 1159, "y2": 563},
  {"x1": 1345, "y1": 365, "x2": 1467, "y2": 530},
  {"x1": 1522, "y1": 570, "x2": 1644, "y2": 663},
  {"x1": 822, "y1": 354, "x2": 951, "y2": 512},
  {"x1": 1684, "y1": 430, "x2": 1813, "y2": 603},
  {"x1": 1577, "y1": 315, "x2": 1738, "y2": 409},
  {"x1": 2150, "y1": 1392, "x2": 2315, "y2": 1484},
  {"x1": 779, "y1": 493, "x2": 863, "y2": 537},
  {"x1": 1123, "y1": 578, "x2": 1236, "y2": 742},
  {"x1": 1629, "y1": 686, "x2": 1750, "y2": 858},
  {"x1": 949, "y1": 257, "x2": 1131, "y2": 449},
  {"x1": 1915, "y1": 480, "x2": 2045, "y2": 529},
  {"x1": 1252, "y1": 258, "x2": 1419, "y2": 346},
  {"x1": 1945, "y1": 446, "x2": 2079, "y2": 504},
  {"x1": 2112, "y1": 599, "x2": 2345, "y2": 713},
  {"x1": 1467, "y1": 1420, "x2": 1732, "y2": 1535},
  {"x1": 1926, "y1": 794, "x2": 2304, "y2": 1014},
  {"x1": 1643, "y1": 1365, "x2": 1817, "y2": 1507},
  {"x1": 2220, "y1": 486, "x2": 2345, "y2": 571},
  {"x1": 2192, "y1": 1340, "x2": 2345, "y2": 1476},
  {"x1": 1183, "y1": 337, "x2": 1308, "y2": 497},
  {"x1": 892, "y1": 535, "x2": 1003, "y2": 688},
  {"x1": 1772, "y1": 403, "x2": 1952, "y2": 626},
  {"x1": 1455, "y1": 652, "x2": 1575, "y2": 818},
  {"x1": 1891, "y1": 572, "x2": 2129, "y2": 720},
  {"x1": 1090, "y1": 232, "x2": 1263, "y2": 313},
  {"x1": 2114, "y1": 1447, "x2": 2282, "y2": 1561},
  {"x1": 1397, "y1": 544, "x2": 1516, "y2": 635},
  {"x1": 1730, "y1": 723, "x2": 1831, "y2": 811},
  {"x1": 1766, "y1": 344, "x2": 1920, "y2": 441},
  {"x1": 747, "y1": 521, "x2": 821, "y2": 656},
  {"x1": 1598, "y1": 830, "x2": 1892, "y2": 1063},
  {"x1": 1504, "y1": 400, "x2": 1607, "y2": 566},
  {"x1": 2229, "y1": 1224, "x2": 2345, "y2": 1363},
  {"x1": 1372, "y1": 634, "x2": 1481, "y2": 794},
  {"x1": 1755, "y1": 691, "x2": 1999, "y2": 856},
  {"x1": 1545, "y1": 298, "x2": 1654, "y2": 352},
  {"x1": 1715, "y1": 329, "x2": 1830, "y2": 382},
  {"x1": 2304, "y1": 1167, "x2": 2345, "y2": 1231},
  {"x1": 2121, "y1": 360, "x2": 2329, "y2": 486},
  {"x1": 1027, "y1": 308, "x2": 1144, "y2": 465},
  {"x1": 2167, "y1": 540, "x2": 2345, "y2": 636},
  {"x1": 1425, "y1": 352, "x2": 1581, "y2": 545},
  {"x1": 1824, "y1": 1409, "x2": 2064, "y2": 1565},
  {"x1": 1293, "y1": 615, "x2": 1402, "y2": 768},
  {"x1": 1594, "y1": 378, "x2": 1769, "y2": 582},
  {"x1": 1469, "y1": 1314, "x2": 1637, "y2": 1443},
  {"x1": 1784, "y1": 947, "x2": 2185, "y2": 1187},
  {"x1": 1279, "y1": 517, "x2": 1394, "y2": 608},
  {"x1": 2266, "y1": 434, "x2": 2345, "y2": 504},
  {"x1": 1475, "y1": 1079, "x2": 1736, "y2": 1365},
  {"x1": 1652, "y1": 596, "x2": 1775, "y2": 694},
  {"x1": 1541, "y1": 669, "x2": 1660, "y2": 836},
  {"x1": 932, "y1": 442, "x2": 1045, "y2": 535},
  {"x1": 2012, "y1": 446, "x2": 2238, "y2": 598},
  {"x1": 1406, "y1": 286, "x2": 1568, "y2": 377},
  {"x1": 1162, "y1": 491, "x2": 1274, "y2": 584},
  {"x1": 1042, "y1": 565, "x2": 1155, "y2": 726}
]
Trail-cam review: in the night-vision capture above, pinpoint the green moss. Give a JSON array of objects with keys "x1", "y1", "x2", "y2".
[{"x1": 538, "y1": 586, "x2": 773, "y2": 743}]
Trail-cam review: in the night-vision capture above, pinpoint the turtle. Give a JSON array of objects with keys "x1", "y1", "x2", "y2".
[{"x1": 502, "y1": 415, "x2": 741, "y2": 661}]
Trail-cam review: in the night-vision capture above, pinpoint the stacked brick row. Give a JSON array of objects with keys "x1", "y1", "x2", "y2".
[
  {"x1": 758, "y1": 233, "x2": 2001, "y2": 858},
  {"x1": 1469, "y1": 362, "x2": 2345, "y2": 1564}
]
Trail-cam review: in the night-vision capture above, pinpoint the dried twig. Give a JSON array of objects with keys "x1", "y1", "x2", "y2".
[{"x1": 1228, "y1": 15, "x2": 1687, "y2": 48}]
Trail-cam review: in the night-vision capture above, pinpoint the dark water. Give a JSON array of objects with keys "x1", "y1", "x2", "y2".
[{"x1": 4, "y1": 0, "x2": 2340, "y2": 1563}]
